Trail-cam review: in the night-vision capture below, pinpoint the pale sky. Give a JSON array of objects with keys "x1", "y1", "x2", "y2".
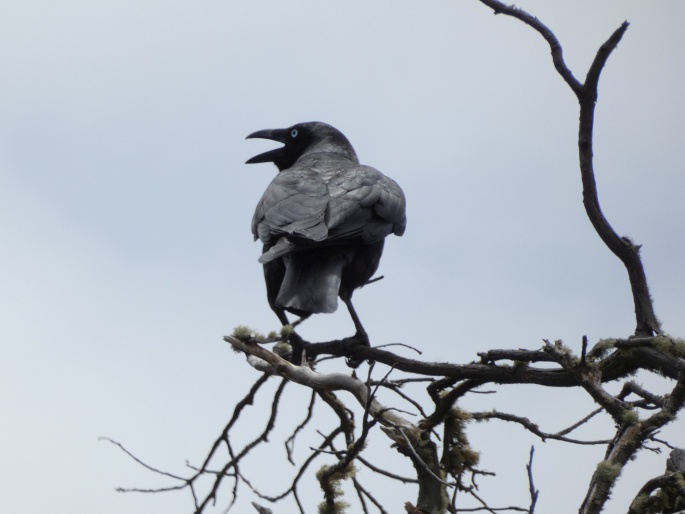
[{"x1": 1, "y1": 1, "x2": 684, "y2": 513}]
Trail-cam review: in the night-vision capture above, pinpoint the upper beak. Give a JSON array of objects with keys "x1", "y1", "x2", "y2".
[{"x1": 245, "y1": 128, "x2": 286, "y2": 164}]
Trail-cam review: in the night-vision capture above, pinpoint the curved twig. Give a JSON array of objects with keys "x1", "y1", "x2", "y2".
[
  {"x1": 470, "y1": 411, "x2": 610, "y2": 446},
  {"x1": 478, "y1": 0, "x2": 583, "y2": 95},
  {"x1": 477, "y1": 1, "x2": 660, "y2": 339}
]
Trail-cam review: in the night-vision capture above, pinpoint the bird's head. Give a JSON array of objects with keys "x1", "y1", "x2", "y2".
[{"x1": 245, "y1": 121, "x2": 358, "y2": 171}]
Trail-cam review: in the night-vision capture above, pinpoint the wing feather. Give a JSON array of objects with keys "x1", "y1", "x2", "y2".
[
  {"x1": 252, "y1": 169, "x2": 329, "y2": 243},
  {"x1": 326, "y1": 165, "x2": 406, "y2": 242}
]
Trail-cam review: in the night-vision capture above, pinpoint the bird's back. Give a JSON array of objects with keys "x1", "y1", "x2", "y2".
[{"x1": 253, "y1": 153, "x2": 405, "y2": 254}]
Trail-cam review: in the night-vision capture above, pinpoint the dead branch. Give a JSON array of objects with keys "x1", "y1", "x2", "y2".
[
  {"x1": 469, "y1": 411, "x2": 610, "y2": 446},
  {"x1": 280, "y1": 336, "x2": 683, "y2": 384},
  {"x1": 226, "y1": 335, "x2": 421, "y2": 444},
  {"x1": 581, "y1": 370, "x2": 685, "y2": 514},
  {"x1": 554, "y1": 408, "x2": 604, "y2": 437},
  {"x1": 285, "y1": 390, "x2": 317, "y2": 464},
  {"x1": 526, "y1": 447, "x2": 539, "y2": 514},
  {"x1": 628, "y1": 449, "x2": 685, "y2": 513},
  {"x1": 252, "y1": 502, "x2": 274, "y2": 514},
  {"x1": 476, "y1": 0, "x2": 660, "y2": 338},
  {"x1": 317, "y1": 365, "x2": 386, "y2": 508}
]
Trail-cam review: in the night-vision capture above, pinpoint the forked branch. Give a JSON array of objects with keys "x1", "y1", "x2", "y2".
[{"x1": 477, "y1": 1, "x2": 660, "y2": 337}]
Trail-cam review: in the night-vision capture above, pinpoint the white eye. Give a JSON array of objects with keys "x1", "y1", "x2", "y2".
[{"x1": 291, "y1": 129, "x2": 298, "y2": 138}]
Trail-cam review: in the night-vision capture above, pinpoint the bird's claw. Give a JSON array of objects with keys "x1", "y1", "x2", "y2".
[
  {"x1": 287, "y1": 331, "x2": 307, "y2": 365},
  {"x1": 344, "y1": 332, "x2": 370, "y2": 368}
]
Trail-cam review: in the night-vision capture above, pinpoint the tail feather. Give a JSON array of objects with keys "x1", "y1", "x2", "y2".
[{"x1": 276, "y1": 251, "x2": 347, "y2": 314}]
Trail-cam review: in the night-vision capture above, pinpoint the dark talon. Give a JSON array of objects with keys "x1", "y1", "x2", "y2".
[
  {"x1": 288, "y1": 331, "x2": 306, "y2": 365},
  {"x1": 344, "y1": 332, "x2": 371, "y2": 368}
]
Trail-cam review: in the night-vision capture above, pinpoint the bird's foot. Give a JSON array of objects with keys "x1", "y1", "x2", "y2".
[
  {"x1": 288, "y1": 331, "x2": 308, "y2": 365},
  {"x1": 344, "y1": 331, "x2": 370, "y2": 368}
]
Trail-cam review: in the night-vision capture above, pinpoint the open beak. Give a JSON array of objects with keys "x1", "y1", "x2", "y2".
[{"x1": 245, "y1": 128, "x2": 287, "y2": 164}]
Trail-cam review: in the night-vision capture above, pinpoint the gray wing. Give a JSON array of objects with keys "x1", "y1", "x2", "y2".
[
  {"x1": 326, "y1": 164, "x2": 407, "y2": 242},
  {"x1": 252, "y1": 168, "x2": 330, "y2": 246}
]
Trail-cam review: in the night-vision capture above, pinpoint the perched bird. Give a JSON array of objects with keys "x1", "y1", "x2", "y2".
[{"x1": 246, "y1": 122, "x2": 406, "y2": 359}]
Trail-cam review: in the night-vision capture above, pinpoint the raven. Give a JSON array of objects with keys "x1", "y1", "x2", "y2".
[{"x1": 246, "y1": 122, "x2": 406, "y2": 360}]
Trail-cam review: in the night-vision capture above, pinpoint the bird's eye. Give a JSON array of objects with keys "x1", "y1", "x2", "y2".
[{"x1": 290, "y1": 129, "x2": 298, "y2": 138}]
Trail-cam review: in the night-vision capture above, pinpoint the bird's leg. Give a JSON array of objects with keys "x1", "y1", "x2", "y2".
[
  {"x1": 341, "y1": 296, "x2": 370, "y2": 368},
  {"x1": 290, "y1": 315, "x2": 310, "y2": 329},
  {"x1": 272, "y1": 305, "x2": 291, "y2": 327},
  {"x1": 342, "y1": 296, "x2": 368, "y2": 340}
]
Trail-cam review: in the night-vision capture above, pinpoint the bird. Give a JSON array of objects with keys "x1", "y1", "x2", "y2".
[{"x1": 246, "y1": 121, "x2": 406, "y2": 363}]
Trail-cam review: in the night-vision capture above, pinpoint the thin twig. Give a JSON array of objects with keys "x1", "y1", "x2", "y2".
[
  {"x1": 526, "y1": 447, "x2": 539, "y2": 514},
  {"x1": 554, "y1": 408, "x2": 604, "y2": 437},
  {"x1": 285, "y1": 390, "x2": 317, "y2": 464},
  {"x1": 471, "y1": 410, "x2": 610, "y2": 445}
]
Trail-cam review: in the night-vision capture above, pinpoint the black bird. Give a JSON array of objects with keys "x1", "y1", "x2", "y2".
[{"x1": 246, "y1": 122, "x2": 406, "y2": 360}]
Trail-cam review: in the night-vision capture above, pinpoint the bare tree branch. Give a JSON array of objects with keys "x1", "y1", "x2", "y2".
[
  {"x1": 581, "y1": 370, "x2": 685, "y2": 514},
  {"x1": 285, "y1": 390, "x2": 317, "y2": 465},
  {"x1": 554, "y1": 408, "x2": 604, "y2": 437},
  {"x1": 470, "y1": 411, "x2": 610, "y2": 446},
  {"x1": 476, "y1": 0, "x2": 660, "y2": 339},
  {"x1": 526, "y1": 447, "x2": 539, "y2": 514},
  {"x1": 477, "y1": 0, "x2": 583, "y2": 95},
  {"x1": 252, "y1": 502, "x2": 273, "y2": 514},
  {"x1": 226, "y1": 335, "x2": 422, "y2": 444}
]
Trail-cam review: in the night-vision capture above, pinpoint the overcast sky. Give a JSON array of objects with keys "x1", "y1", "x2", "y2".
[{"x1": 1, "y1": 1, "x2": 684, "y2": 513}]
